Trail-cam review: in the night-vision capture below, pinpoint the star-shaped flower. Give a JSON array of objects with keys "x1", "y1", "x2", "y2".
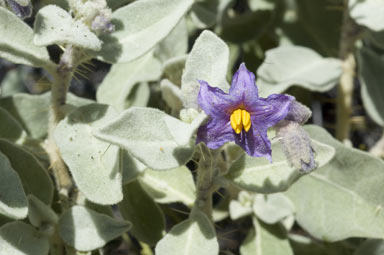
[{"x1": 196, "y1": 63, "x2": 294, "y2": 161}]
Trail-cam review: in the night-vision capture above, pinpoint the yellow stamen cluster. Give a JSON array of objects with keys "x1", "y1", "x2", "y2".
[{"x1": 230, "y1": 109, "x2": 251, "y2": 134}]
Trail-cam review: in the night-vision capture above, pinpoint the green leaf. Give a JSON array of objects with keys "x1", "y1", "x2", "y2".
[
  {"x1": 34, "y1": 5, "x2": 101, "y2": 50},
  {"x1": 349, "y1": 0, "x2": 384, "y2": 32},
  {"x1": 256, "y1": 46, "x2": 342, "y2": 97},
  {"x1": 253, "y1": 193, "x2": 295, "y2": 224},
  {"x1": 226, "y1": 135, "x2": 335, "y2": 193},
  {"x1": 27, "y1": 195, "x2": 58, "y2": 230},
  {"x1": 0, "y1": 151, "x2": 27, "y2": 219},
  {"x1": 0, "y1": 139, "x2": 53, "y2": 205},
  {"x1": 122, "y1": 150, "x2": 147, "y2": 184},
  {"x1": 95, "y1": 107, "x2": 195, "y2": 170},
  {"x1": 182, "y1": 30, "x2": 229, "y2": 109},
  {"x1": 248, "y1": 0, "x2": 275, "y2": 11},
  {"x1": 190, "y1": 0, "x2": 219, "y2": 29},
  {"x1": 289, "y1": 234, "x2": 352, "y2": 255},
  {"x1": 98, "y1": 0, "x2": 193, "y2": 63},
  {"x1": 0, "y1": 107, "x2": 27, "y2": 143},
  {"x1": 138, "y1": 166, "x2": 196, "y2": 207},
  {"x1": 240, "y1": 218, "x2": 293, "y2": 255},
  {"x1": 54, "y1": 104, "x2": 123, "y2": 205},
  {"x1": 155, "y1": 211, "x2": 219, "y2": 255},
  {"x1": 286, "y1": 125, "x2": 384, "y2": 241},
  {"x1": 0, "y1": 7, "x2": 52, "y2": 68},
  {"x1": 358, "y1": 46, "x2": 384, "y2": 126},
  {"x1": 118, "y1": 180, "x2": 165, "y2": 246},
  {"x1": 162, "y1": 55, "x2": 187, "y2": 86},
  {"x1": 229, "y1": 191, "x2": 253, "y2": 220},
  {"x1": 0, "y1": 68, "x2": 28, "y2": 96},
  {"x1": 0, "y1": 221, "x2": 49, "y2": 255},
  {"x1": 160, "y1": 79, "x2": 184, "y2": 112},
  {"x1": 0, "y1": 92, "x2": 93, "y2": 139},
  {"x1": 354, "y1": 239, "x2": 384, "y2": 255},
  {"x1": 96, "y1": 51, "x2": 162, "y2": 111},
  {"x1": 59, "y1": 206, "x2": 131, "y2": 251}
]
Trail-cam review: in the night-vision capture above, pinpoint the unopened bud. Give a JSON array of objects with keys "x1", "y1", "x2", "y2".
[
  {"x1": 284, "y1": 101, "x2": 311, "y2": 124},
  {"x1": 91, "y1": 13, "x2": 115, "y2": 33}
]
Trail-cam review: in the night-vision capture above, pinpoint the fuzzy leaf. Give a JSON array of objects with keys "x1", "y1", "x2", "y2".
[
  {"x1": 349, "y1": 0, "x2": 384, "y2": 32},
  {"x1": 0, "y1": 7, "x2": 52, "y2": 67},
  {"x1": 59, "y1": 206, "x2": 131, "y2": 251},
  {"x1": 253, "y1": 193, "x2": 295, "y2": 224},
  {"x1": 34, "y1": 5, "x2": 101, "y2": 50},
  {"x1": 354, "y1": 239, "x2": 384, "y2": 255},
  {"x1": 98, "y1": 0, "x2": 193, "y2": 63},
  {"x1": 27, "y1": 195, "x2": 58, "y2": 229},
  {"x1": 256, "y1": 46, "x2": 342, "y2": 97},
  {"x1": 155, "y1": 211, "x2": 219, "y2": 255},
  {"x1": 286, "y1": 125, "x2": 384, "y2": 241},
  {"x1": 0, "y1": 107, "x2": 27, "y2": 143}
]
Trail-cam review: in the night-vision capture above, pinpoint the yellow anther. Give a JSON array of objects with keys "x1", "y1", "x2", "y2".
[{"x1": 230, "y1": 109, "x2": 251, "y2": 134}]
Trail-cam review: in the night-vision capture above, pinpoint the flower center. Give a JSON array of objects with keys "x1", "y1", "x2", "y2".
[{"x1": 230, "y1": 109, "x2": 251, "y2": 134}]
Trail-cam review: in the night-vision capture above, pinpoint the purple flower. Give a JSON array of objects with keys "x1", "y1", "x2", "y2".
[{"x1": 196, "y1": 63, "x2": 294, "y2": 161}]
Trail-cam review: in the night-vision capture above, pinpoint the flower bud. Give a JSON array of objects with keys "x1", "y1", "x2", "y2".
[{"x1": 284, "y1": 100, "x2": 312, "y2": 124}]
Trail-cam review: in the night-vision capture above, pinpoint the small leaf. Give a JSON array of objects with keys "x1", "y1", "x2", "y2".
[
  {"x1": 182, "y1": 30, "x2": 229, "y2": 109},
  {"x1": 0, "y1": 107, "x2": 27, "y2": 143},
  {"x1": 0, "y1": 7, "x2": 52, "y2": 67},
  {"x1": 34, "y1": 5, "x2": 101, "y2": 50},
  {"x1": 59, "y1": 206, "x2": 131, "y2": 251},
  {"x1": 190, "y1": 0, "x2": 219, "y2": 29},
  {"x1": 27, "y1": 195, "x2": 58, "y2": 230},
  {"x1": 118, "y1": 180, "x2": 165, "y2": 246},
  {"x1": 138, "y1": 166, "x2": 196, "y2": 206},
  {"x1": 0, "y1": 221, "x2": 49, "y2": 255},
  {"x1": 0, "y1": 151, "x2": 27, "y2": 219},
  {"x1": 155, "y1": 211, "x2": 219, "y2": 255},
  {"x1": 95, "y1": 107, "x2": 194, "y2": 170},
  {"x1": 349, "y1": 0, "x2": 384, "y2": 32},
  {"x1": 0, "y1": 139, "x2": 53, "y2": 205},
  {"x1": 98, "y1": 0, "x2": 193, "y2": 63},
  {"x1": 256, "y1": 46, "x2": 342, "y2": 97},
  {"x1": 54, "y1": 104, "x2": 123, "y2": 205},
  {"x1": 253, "y1": 193, "x2": 295, "y2": 224},
  {"x1": 229, "y1": 191, "x2": 254, "y2": 220}
]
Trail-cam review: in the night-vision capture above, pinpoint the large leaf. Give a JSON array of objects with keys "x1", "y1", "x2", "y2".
[
  {"x1": 286, "y1": 125, "x2": 384, "y2": 241},
  {"x1": 256, "y1": 46, "x2": 342, "y2": 97},
  {"x1": 0, "y1": 221, "x2": 49, "y2": 255},
  {"x1": 34, "y1": 5, "x2": 101, "y2": 51},
  {"x1": 253, "y1": 193, "x2": 295, "y2": 224},
  {"x1": 0, "y1": 107, "x2": 27, "y2": 143},
  {"x1": 0, "y1": 151, "x2": 27, "y2": 219},
  {"x1": 59, "y1": 206, "x2": 131, "y2": 251},
  {"x1": 349, "y1": 0, "x2": 384, "y2": 32},
  {"x1": 96, "y1": 51, "x2": 161, "y2": 111},
  {"x1": 358, "y1": 47, "x2": 384, "y2": 126},
  {"x1": 95, "y1": 107, "x2": 195, "y2": 170},
  {"x1": 0, "y1": 139, "x2": 53, "y2": 204},
  {"x1": 138, "y1": 166, "x2": 196, "y2": 207},
  {"x1": 0, "y1": 7, "x2": 52, "y2": 67},
  {"x1": 98, "y1": 0, "x2": 193, "y2": 63},
  {"x1": 118, "y1": 180, "x2": 165, "y2": 246},
  {"x1": 54, "y1": 104, "x2": 123, "y2": 205},
  {"x1": 226, "y1": 135, "x2": 335, "y2": 193},
  {"x1": 155, "y1": 211, "x2": 219, "y2": 255}
]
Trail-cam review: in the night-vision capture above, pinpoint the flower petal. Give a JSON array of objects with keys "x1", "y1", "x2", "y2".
[
  {"x1": 196, "y1": 116, "x2": 234, "y2": 149},
  {"x1": 197, "y1": 80, "x2": 235, "y2": 117},
  {"x1": 229, "y1": 63, "x2": 258, "y2": 108},
  {"x1": 249, "y1": 94, "x2": 294, "y2": 127},
  {"x1": 234, "y1": 127, "x2": 272, "y2": 161}
]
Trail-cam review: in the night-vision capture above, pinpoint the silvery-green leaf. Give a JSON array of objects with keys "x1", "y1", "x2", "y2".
[
  {"x1": 0, "y1": 68, "x2": 28, "y2": 96},
  {"x1": 0, "y1": 221, "x2": 49, "y2": 255},
  {"x1": 27, "y1": 195, "x2": 58, "y2": 230},
  {"x1": 163, "y1": 55, "x2": 187, "y2": 86},
  {"x1": 0, "y1": 7, "x2": 52, "y2": 67},
  {"x1": 181, "y1": 30, "x2": 230, "y2": 109},
  {"x1": 286, "y1": 125, "x2": 384, "y2": 241},
  {"x1": 55, "y1": 104, "x2": 123, "y2": 205},
  {"x1": 240, "y1": 218, "x2": 293, "y2": 255},
  {"x1": 106, "y1": 0, "x2": 133, "y2": 10},
  {"x1": 96, "y1": 51, "x2": 161, "y2": 111},
  {"x1": 34, "y1": 5, "x2": 101, "y2": 50},
  {"x1": 0, "y1": 107, "x2": 27, "y2": 143},
  {"x1": 0, "y1": 139, "x2": 53, "y2": 205},
  {"x1": 155, "y1": 18, "x2": 188, "y2": 62},
  {"x1": 229, "y1": 191, "x2": 253, "y2": 220},
  {"x1": 349, "y1": 0, "x2": 384, "y2": 32},
  {"x1": 226, "y1": 136, "x2": 335, "y2": 193},
  {"x1": 256, "y1": 46, "x2": 342, "y2": 97},
  {"x1": 95, "y1": 107, "x2": 194, "y2": 170},
  {"x1": 160, "y1": 79, "x2": 183, "y2": 112},
  {"x1": 190, "y1": 0, "x2": 218, "y2": 29},
  {"x1": 0, "y1": 92, "x2": 93, "y2": 139},
  {"x1": 0, "y1": 151, "x2": 27, "y2": 219},
  {"x1": 358, "y1": 47, "x2": 384, "y2": 126},
  {"x1": 119, "y1": 180, "x2": 165, "y2": 246},
  {"x1": 59, "y1": 206, "x2": 131, "y2": 251},
  {"x1": 354, "y1": 239, "x2": 384, "y2": 255},
  {"x1": 138, "y1": 166, "x2": 196, "y2": 206},
  {"x1": 122, "y1": 150, "x2": 146, "y2": 184},
  {"x1": 98, "y1": 0, "x2": 193, "y2": 63},
  {"x1": 289, "y1": 234, "x2": 335, "y2": 255},
  {"x1": 253, "y1": 193, "x2": 295, "y2": 224},
  {"x1": 155, "y1": 211, "x2": 219, "y2": 255}
]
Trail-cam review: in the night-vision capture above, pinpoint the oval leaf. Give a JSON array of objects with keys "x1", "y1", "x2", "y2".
[{"x1": 0, "y1": 107, "x2": 27, "y2": 143}]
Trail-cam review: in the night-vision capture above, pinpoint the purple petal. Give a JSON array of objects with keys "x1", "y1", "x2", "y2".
[
  {"x1": 196, "y1": 116, "x2": 234, "y2": 149},
  {"x1": 249, "y1": 94, "x2": 294, "y2": 127},
  {"x1": 228, "y1": 63, "x2": 258, "y2": 108},
  {"x1": 234, "y1": 126, "x2": 272, "y2": 161},
  {"x1": 197, "y1": 80, "x2": 235, "y2": 118}
]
